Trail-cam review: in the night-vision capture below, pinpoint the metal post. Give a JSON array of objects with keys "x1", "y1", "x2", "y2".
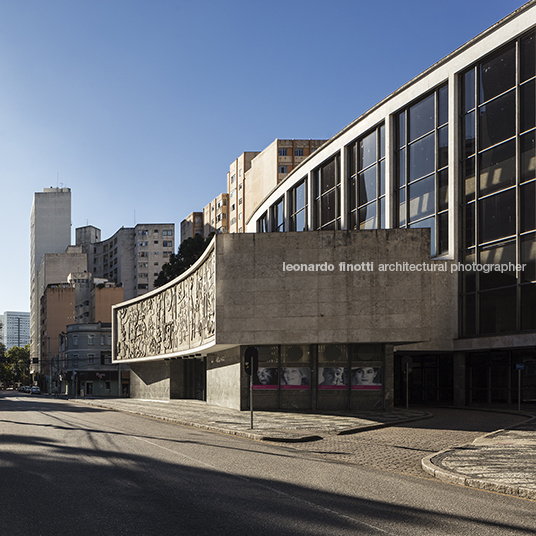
[
  {"x1": 518, "y1": 368, "x2": 521, "y2": 413},
  {"x1": 250, "y1": 372, "x2": 254, "y2": 429},
  {"x1": 406, "y1": 362, "x2": 409, "y2": 410}
]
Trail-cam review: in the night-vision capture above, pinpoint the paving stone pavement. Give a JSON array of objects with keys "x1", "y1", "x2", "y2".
[{"x1": 73, "y1": 397, "x2": 536, "y2": 500}]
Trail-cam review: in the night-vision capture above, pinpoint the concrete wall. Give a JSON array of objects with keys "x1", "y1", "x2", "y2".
[
  {"x1": 206, "y1": 347, "x2": 242, "y2": 410},
  {"x1": 130, "y1": 361, "x2": 170, "y2": 400},
  {"x1": 214, "y1": 230, "x2": 455, "y2": 348}
]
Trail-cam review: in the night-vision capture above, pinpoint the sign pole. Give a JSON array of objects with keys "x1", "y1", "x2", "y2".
[
  {"x1": 406, "y1": 362, "x2": 409, "y2": 410},
  {"x1": 518, "y1": 368, "x2": 521, "y2": 413},
  {"x1": 244, "y1": 347, "x2": 258, "y2": 430},
  {"x1": 250, "y1": 372, "x2": 253, "y2": 429}
]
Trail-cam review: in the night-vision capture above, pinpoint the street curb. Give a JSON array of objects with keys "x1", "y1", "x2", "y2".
[
  {"x1": 422, "y1": 414, "x2": 536, "y2": 501},
  {"x1": 422, "y1": 449, "x2": 536, "y2": 500}
]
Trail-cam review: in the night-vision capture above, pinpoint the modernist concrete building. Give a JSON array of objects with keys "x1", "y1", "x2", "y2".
[
  {"x1": 113, "y1": 3, "x2": 536, "y2": 410},
  {"x1": 76, "y1": 223, "x2": 175, "y2": 300},
  {"x1": 1, "y1": 311, "x2": 30, "y2": 350}
]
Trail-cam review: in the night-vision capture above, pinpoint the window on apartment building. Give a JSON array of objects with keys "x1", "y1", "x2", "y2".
[
  {"x1": 231, "y1": 204, "x2": 235, "y2": 211},
  {"x1": 460, "y1": 32, "x2": 536, "y2": 336},
  {"x1": 72, "y1": 354, "x2": 78, "y2": 367},
  {"x1": 279, "y1": 148, "x2": 288, "y2": 156},
  {"x1": 290, "y1": 179, "x2": 307, "y2": 231},
  {"x1": 314, "y1": 154, "x2": 341, "y2": 230},
  {"x1": 73, "y1": 335, "x2": 79, "y2": 346},
  {"x1": 162, "y1": 230, "x2": 173, "y2": 236},
  {"x1": 348, "y1": 124, "x2": 386, "y2": 230},
  {"x1": 139, "y1": 262, "x2": 148, "y2": 268},
  {"x1": 271, "y1": 198, "x2": 285, "y2": 232},
  {"x1": 238, "y1": 198, "x2": 242, "y2": 205},
  {"x1": 231, "y1": 217, "x2": 236, "y2": 226},
  {"x1": 279, "y1": 165, "x2": 288, "y2": 174},
  {"x1": 139, "y1": 273, "x2": 148, "y2": 278},
  {"x1": 88, "y1": 354, "x2": 95, "y2": 365},
  {"x1": 88, "y1": 334, "x2": 94, "y2": 345},
  {"x1": 154, "y1": 240, "x2": 159, "y2": 244},
  {"x1": 231, "y1": 174, "x2": 235, "y2": 183},
  {"x1": 163, "y1": 241, "x2": 172, "y2": 247},
  {"x1": 138, "y1": 241, "x2": 148, "y2": 247},
  {"x1": 295, "y1": 148, "x2": 304, "y2": 156},
  {"x1": 138, "y1": 230, "x2": 148, "y2": 235},
  {"x1": 163, "y1": 251, "x2": 172, "y2": 257},
  {"x1": 139, "y1": 252, "x2": 148, "y2": 257},
  {"x1": 396, "y1": 85, "x2": 448, "y2": 256},
  {"x1": 138, "y1": 284, "x2": 149, "y2": 290},
  {"x1": 230, "y1": 190, "x2": 235, "y2": 198}
]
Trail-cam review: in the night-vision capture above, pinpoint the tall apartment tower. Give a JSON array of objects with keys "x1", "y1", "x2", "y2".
[
  {"x1": 202, "y1": 194, "x2": 229, "y2": 236},
  {"x1": 76, "y1": 223, "x2": 175, "y2": 301},
  {"x1": 2, "y1": 311, "x2": 31, "y2": 350},
  {"x1": 30, "y1": 188, "x2": 71, "y2": 365}
]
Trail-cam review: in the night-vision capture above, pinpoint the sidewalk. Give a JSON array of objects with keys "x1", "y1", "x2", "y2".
[
  {"x1": 74, "y1": 397, "x2": 536, "y2": 500},
  {"x1": 74, "y1": 397, "x2": 431, "y2": 441}
]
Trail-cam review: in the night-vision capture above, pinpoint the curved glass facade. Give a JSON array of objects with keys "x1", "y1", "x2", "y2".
[{"x1": 249, "y1": 7, "x2": 536, "y2": 340}]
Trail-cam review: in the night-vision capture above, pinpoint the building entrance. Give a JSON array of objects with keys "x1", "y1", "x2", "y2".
[{"x1": 394, "y1": 353, "x2": 453, "y2": 406}]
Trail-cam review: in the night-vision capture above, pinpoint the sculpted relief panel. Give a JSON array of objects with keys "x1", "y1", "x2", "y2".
[{"x1": 115, "y1": 249, "x2": 215, "y2": 360}]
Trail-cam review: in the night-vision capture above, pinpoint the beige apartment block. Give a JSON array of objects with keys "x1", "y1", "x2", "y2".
[
  {"x1": 227, "y1": 151, "x2": 259, "y2": 233},
  {"x1": 39, "y1": 283, "x2": 75, "y2": 383},
  {"x1": 180, "y1": 212, "x2": 204, "y2": 243},
  {"x1": 76, "y1": 223, "x2": 175, "y2": 300},
  {"x1": 243, "y1": 139, "x2": 326, "y2": 229},
  {"x1": 203, "y1": 193, "x2": 229, "y2": 236}
]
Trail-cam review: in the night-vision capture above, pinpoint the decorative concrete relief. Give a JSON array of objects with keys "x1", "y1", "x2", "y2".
[{"x1": 115, "y1": 249, "x2": 215, "y2": 360}]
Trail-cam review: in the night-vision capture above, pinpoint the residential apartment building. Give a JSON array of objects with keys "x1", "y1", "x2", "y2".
[
  {"x1": 58, "y1": 322, "x2": 124, "y2": 397},
  {"x1": 202, "y1": 194, "x2": 229, "y2": 236},
  {"x1": 1, "y1": 311, "x2": 30, "y2": 350},
  {"x1": 227, "y1": 151, "x2": 259, "y2": 234},
  {"x1": 180, "y1": 212, "x2": 204, "y2": 243},
  {"x1": 242, "y1": 139, "x2": 326, "y2": 231},
  {"x1": 30, "y1": 187, "x2": 71, "y2": 368},
  {"x1": 76, "y1": 223, "x2": 175, "y2": 301}
]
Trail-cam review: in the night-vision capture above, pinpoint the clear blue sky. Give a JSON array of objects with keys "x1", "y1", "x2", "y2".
[{"x1": 0, "y1": 0, "x2": 528, "y2": 312}]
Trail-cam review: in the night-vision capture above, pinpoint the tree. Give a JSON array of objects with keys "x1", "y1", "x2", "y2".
[
  {"x1": 1, "y1": 344, "x2": 30, "y2": 387},
  {"x1": 154, "y1": 233, "x2": 215, "y2": 288}
]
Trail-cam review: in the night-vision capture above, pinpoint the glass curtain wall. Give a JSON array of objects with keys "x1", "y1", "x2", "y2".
[
  {"x1": 290, "y1": 179, "x2": 308, "y2": 232},
  {"x1": 347, "y1": 124, "x2": 386, "y2": 229},
  {"x1": 460, "y1": 32, "x2": 536, "y2": 336},
  {"x1": 314, "y1": 155, "x2": 341, "y2": 230},
  {"x1": 396, "y1": 86, "x2": 449, "y2": 256}
]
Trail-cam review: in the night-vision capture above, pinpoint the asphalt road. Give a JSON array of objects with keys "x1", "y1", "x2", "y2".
[{"x1": 1, "y1": 394, "x2": 535, "y2": 536}]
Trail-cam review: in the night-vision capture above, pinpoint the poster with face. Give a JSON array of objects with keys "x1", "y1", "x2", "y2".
[
  {"x1": 253, "y1": 367, "x2": 279, "y2": 389},
  {"x1": 318, "y1": 366, "x2": 348, "y2": 389},
  {"x1": 281, "y1": 367, "x2": 310, "y2": 389},
  {"x1": 351, "y1": 366, "x2": 382, "y2": 390}
]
